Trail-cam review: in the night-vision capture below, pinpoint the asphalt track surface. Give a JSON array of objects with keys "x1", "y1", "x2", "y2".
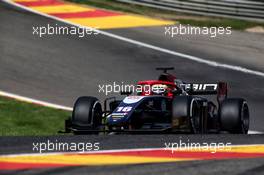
[{"x1": 1, "y1": 1, "x2": 264, "y2": 174}]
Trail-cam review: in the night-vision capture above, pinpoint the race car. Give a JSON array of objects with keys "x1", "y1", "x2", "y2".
[{"x1": 62, "y1": 67, "x2": 250, "y2": 134}]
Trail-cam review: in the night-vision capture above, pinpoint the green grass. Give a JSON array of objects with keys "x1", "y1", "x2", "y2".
[
  {"x1": 0, "y1": 96, "x2": 71, "y2": 136},
  {"x1": 66, "y1": 0, "x2": 264, "y2": 30}
]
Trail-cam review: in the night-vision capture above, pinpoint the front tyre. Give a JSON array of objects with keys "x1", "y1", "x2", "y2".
[
  {"x1": 72, "y1": 96, "x2": 102, "y2": 133},
  {"x1": 220, "y1": 98, "x2": 249, "y2": 134}
]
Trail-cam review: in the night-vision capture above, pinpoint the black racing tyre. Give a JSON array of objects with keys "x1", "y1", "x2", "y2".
[
  {"x1": 172, "y1": 96, "x2": 200, "y2": 134},
  {"x1": 72, "y1": 96, "x2": 102, "y2": 129},
  {"x1": 220, "y1": 98, "x2": 249, "y2": 134}
]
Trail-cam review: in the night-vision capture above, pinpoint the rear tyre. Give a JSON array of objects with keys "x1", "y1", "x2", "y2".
[
  {"x1": 72, "y1": 96, "x2": 102, "y2": 134},
  {"x1": 220, "y1": 98, "x2": 249, "y2": 134},
  {"x1": 172, "y1": 96, "x2": 201, "y2": 134}
]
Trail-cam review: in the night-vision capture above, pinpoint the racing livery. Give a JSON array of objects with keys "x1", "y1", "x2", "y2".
[{"x1": 62, "y1": 67, "x2": 249, "y2": 134}]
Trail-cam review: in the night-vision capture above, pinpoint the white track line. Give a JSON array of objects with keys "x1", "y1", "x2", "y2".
[
  {"x1": 1, "y1": 0, "x2": 263, "y2": 134},
  {"x1": 1, "y1": 147, "x2": 162, "y2": 157},
  {"x1": 248, "y1": 130, "x2": 263, "y2": 134},
  {"x1": 3, "y1": 0, "x2": 264, "y2": 78},
  {"x1": 0, "y1": 90, "x2": 72, "y2": 111}
]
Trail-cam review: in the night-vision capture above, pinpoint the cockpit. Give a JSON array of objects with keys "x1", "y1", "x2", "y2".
[{"x1": 136, "y1": 80, "x2": 177, "y2": 97}]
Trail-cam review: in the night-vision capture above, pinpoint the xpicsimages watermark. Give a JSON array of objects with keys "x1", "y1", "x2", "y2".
[
  {"x1": 165, "y1": 24, "x2": 232, "y2": 38},
  {"x1": 32, "y1": 140, "x2": 100, "y2": 153},
  {"x1": 164, "y1": 139, "x2": 232, "y2": 153},
  {"x1": 32, "y1": 23, "x2": 99, "y2": 37}
]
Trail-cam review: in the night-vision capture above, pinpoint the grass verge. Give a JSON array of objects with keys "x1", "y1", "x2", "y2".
[
  {"x1": 66, "y1": 0, "x2": 264, "y2": 30},
  {"x1": 0, "y1": 96, "x2": 71, "y2": 136}
]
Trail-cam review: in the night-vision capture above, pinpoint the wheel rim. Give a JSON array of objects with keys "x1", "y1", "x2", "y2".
[
  {"x1": 241, "y1": 102, "x2": 249, "y2": 133},
  {"x1": 92, "y1": 102, "x2": 102, "y2": 128},
  {"x1": 190, "y1": 100, "x2": 200, "y2": 133}
]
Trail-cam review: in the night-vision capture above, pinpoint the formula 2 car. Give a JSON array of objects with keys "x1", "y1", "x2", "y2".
[{"x1": 62, "y1": 67, "x2": 250, "y2": 134}]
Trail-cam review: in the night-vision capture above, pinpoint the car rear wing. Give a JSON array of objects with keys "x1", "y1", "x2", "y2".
[
  {"x1": 179, "y1": 82, "x2": 228, "y2": 102},
  {"x1": 183, "y1": 82, "x2": 227, "y2": 95}
]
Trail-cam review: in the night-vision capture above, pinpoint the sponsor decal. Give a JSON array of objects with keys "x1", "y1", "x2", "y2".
[
  {"x1": 123, "y1": 96, "x2": 144, "y2": 104},
  {"x1": 181, "y1": 83, "x2": 218, "y2": 91}
]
